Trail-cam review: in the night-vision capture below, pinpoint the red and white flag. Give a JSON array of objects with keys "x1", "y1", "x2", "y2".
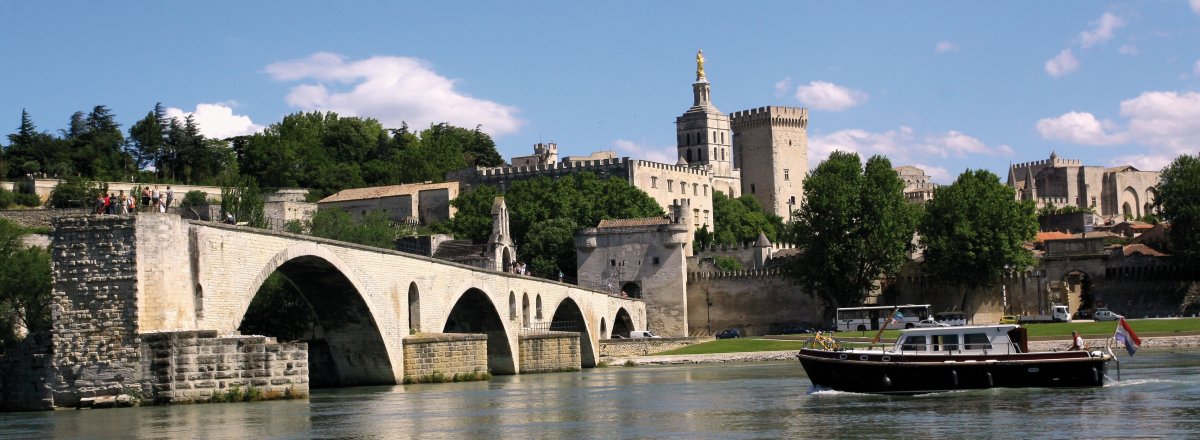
[{"x1": 1114, "y1": 318, "x2": 1141, "y2": 356}]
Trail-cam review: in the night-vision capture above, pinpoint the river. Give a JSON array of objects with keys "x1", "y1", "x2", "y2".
[{"x1": 3, "y1": 350, "x2": 1198, "y2": 439}]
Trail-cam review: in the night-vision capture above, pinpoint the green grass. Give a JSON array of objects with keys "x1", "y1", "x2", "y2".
[{"x1": 654, "y1": 338, "x2": 808, "y2": 355}]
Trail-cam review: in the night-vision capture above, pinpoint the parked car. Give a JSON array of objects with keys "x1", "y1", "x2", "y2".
[
  {"x1": 779, "y1": 325, "x2": 814, "y2": 335},
  {"x1": 1073, "y1": 309, "x2": 1093, "y2": 320},
  {"x1": 715, "y1": 328, "x2": 743, "y2": 339},
  {"x1": 999, "y1": 315, "x2": 1018, "y2": 324},
  {"x1": 1094, "y1": 308, "x2": 1123, "y2": 321},
  {"x1": 915, "y1": 318, "x2": 950, "y2": 328}
]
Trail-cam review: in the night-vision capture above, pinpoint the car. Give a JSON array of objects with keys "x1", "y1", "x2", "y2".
[
  {"x1": 779, "y1": 325, "x2": 814, "y2": 335},
  {"x1": 915, "y1": 318, "x2": 950, "y2": 328},
  {"x1": 715, "y1": 328, "x2": 743, "y2": 339},
  {"x1": 999, "y1": 315, "x2": 1018, "y2": 324},
  {"x1": 1094, "y1": 308, "x2": 1123, "y2": 321},
  {"x1": 629, "y1": 330, "x2": 662, "y2": 339},
  {"x1": 1073, "y1": 310, "x2": 1093, "y2": 320}
]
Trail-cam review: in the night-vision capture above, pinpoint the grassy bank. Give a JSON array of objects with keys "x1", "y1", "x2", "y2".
[{"x1": 654, "y1": 318, "x2": 1200, "y2": 356}]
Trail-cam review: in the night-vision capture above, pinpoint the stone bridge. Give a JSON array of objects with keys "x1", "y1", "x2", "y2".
[{"x1": 49, "y1": 214, "x2": 645, "y2": 406}]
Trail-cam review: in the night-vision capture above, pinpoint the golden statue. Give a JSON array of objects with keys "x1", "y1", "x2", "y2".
[{"x1": 696, "y1": 49, "x2": 706, "y2": 80}]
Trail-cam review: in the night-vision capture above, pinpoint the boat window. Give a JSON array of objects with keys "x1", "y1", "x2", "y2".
[
  {"x1": 963, "y1": 333, "x2": 992, "y2": 350},
  {"x1": 933, "y1": 334, "x2": 959, "y2": 352},
  {"x1": 901, "y1": 335, "x2": 927, "y2": 352}
]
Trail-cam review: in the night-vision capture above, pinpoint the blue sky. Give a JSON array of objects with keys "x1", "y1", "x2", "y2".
[{"x1": 3, "y1": 1, "x2": 1199, "y2": 183}]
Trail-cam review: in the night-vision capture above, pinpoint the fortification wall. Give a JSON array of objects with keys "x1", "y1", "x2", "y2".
[
  {"x1": 518, "y1": 332, "x2": 581, "y2": 373},
  {"x1": 599, "y1": 337, "x2": 699, "y2": 357},
  {"x1": 686, "y1": 271, "x2": 823, "y2": 336},
  {"x1": 400, "y1": 333, "x2": 488, "y2": 383},
  {"x1": 0, "y1": 208, "x2": 90, "y2": 228},
  {"x1": 141, "y1": 330, "x2": 308, "y2": 405}
]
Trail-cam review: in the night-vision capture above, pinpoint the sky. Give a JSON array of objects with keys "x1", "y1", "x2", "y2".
[{"x1": 2, "y1": 1, "x2": 1199, "y2": 184}]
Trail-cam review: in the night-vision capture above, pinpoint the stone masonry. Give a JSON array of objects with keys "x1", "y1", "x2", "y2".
[
  {"x1": 518, "y1": 332, "x2": 581, "y2": 373},
  {"x1": 402, "y1": 333, "x2": 488, "y2": 382},
  {"x1": 141, "y1": 330, "x2": 308, "y2": 404}
]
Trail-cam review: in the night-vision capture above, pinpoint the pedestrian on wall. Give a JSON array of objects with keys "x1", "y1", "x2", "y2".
[
  {"x1": 166, "y1": 186, "x2": 174, "y2": 208},
  {"x1": 141, "y1": 186, "x2": 151, "y2": 210}
]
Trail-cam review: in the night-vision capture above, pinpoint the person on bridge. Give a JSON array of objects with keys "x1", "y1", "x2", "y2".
[{"x1": 1068, "y1": 331, "x2": 1085, "y2": 351}]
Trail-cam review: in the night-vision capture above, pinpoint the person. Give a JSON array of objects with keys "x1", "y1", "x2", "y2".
[
  {"x1": 165, "y1": 186, "x2": 174, "y2": 208},
  {"x1": 1068, "y1": 331, "x2": 1084, "y2": 351},
  {"x1": 141, "y1": 187, "x2": 151, "y2": 210},
  {"x1": 225, "y1": 212, "x2": 236, "y2": 224},
  {"x1": 158, "y1": 194, "x2": 166, "y2": 212}
]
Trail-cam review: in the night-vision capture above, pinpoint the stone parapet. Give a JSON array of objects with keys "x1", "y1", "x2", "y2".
[
  {"x1": 140, "y1": 330, "x2": 308, "y2": 404},
  {"x1": 599, "y1": 337, "x2": 700, "y2": 358},
  {"x1": 518, "y1": 332, "x2": 580, "y2": 373},
  {"x1": 402, "y1": 333, "x2": 488, "y2": 382},
  {"x1": 0, "y1": 208, "x2": 90, "y2": 229}
]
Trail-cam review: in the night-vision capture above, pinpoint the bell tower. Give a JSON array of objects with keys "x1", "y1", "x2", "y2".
[{"x1": 675, "y1": 50, "x2": 733, "y2": 178}]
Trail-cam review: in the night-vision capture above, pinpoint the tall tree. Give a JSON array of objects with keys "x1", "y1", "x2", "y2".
[
  {"x1": 708, "y1": 191, "x2": 785, "y2": 246},
  {"x1": 919, "y1": 169, "x2": 1037, "y2": 310},
  {"x1": 127, "y1": 108, "x2": 165, "y2": 171},
  {"x1": 1155, "y1": 154, "x2": 1200, "y2": 268},
  {"x1": 0, "y1": 218, "x2": 52, "y2": 353},
  {"x1": 787, "y1": 152, "x2": 918, "y2": 317}
]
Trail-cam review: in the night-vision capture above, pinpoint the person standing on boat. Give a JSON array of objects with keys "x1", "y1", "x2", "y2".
[{"x1": 1069, "y1": 331, "x2": 1084, "y2": 350}]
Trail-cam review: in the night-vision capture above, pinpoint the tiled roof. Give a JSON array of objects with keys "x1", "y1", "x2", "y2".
[
  {"x1": 597, "y1": 217, "x2": 671, "y2": 228},
  {"x1": 1036, "y1": 231, "x2": 1075, "y2": 242},
  {"x1": 318, "y1": 182, "x2": 459, "y2": 203},
  {"x1": 1123, "y1": 244, "x2": 1166, "y2": 257}
]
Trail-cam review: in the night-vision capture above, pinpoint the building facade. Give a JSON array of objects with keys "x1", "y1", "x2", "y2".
[{"x1": 1008, "y1": 152, "x2": 1160, "y2": 222}]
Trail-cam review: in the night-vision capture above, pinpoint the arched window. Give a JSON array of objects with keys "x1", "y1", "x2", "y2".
[
  {"x1": 536, "y1": 295, "x2": 543, "y2": 320},
  {"x1": 522, "y1": 293, "x2": 530, "y2": 327},
  {"x1": 721, "y1": 132, "x2": 725, "y2": 144},
  {"x1": 408, "y1": 283, "x2": 421, "y2": 333},
  {"x1": 509, "y1": 291, "x2": 516, "y2": 321},
  {"x1": 686, "y1": 149, "x2": 692, "y2": 163}
]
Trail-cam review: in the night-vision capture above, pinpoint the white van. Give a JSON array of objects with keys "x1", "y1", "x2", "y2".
[{"x1": 629, "y1": 330, "x2": 661, "y2": 339}]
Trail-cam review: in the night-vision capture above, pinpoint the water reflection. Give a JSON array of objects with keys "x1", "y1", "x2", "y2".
[{"x1": 2, "y1": 352, "x2": 1199, "y2": 439}]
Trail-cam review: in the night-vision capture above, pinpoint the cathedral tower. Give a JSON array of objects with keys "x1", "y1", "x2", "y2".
[
  {"x1": 675, "y1": 50, "x2": 734, "y2": 180},
  {"x1": 730, "y1": 106, "x2": 809, "y2": 219}
]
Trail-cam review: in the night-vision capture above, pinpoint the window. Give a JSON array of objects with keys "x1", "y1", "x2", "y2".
[
  {"x1": 784, "y1": 169, "x2": 790, "y2": 181},
  {"x1": 1091, "y1": 196, "x2": 1097, "y2": 207},
  {"x1": 964, "y1": 333, "x2": 992, "y2": 350},
  {"x1": 721, "y1": 149, "x2": 725, "y2": 161},
  {"x1": 668, "y1": 180, "x2": 674, "y2": 192},
  {"x1": 933, "y1": 334, "x2": 959, "y2": 352},
  {"x1": 751, "y1": 184, "x2": 756, "y2": 194},
  {"x1": 693, "y1": 183, "x2": 698, "y2": 195},
  {"x1": 703, "y1": 185, "x2": 708, "y2": 196},
  {"x1": 651, "y1": 176, "x2": 658, "y2": 188},
  {"x1": 536, "y1": 295, "x2": 543, "y2": 320},
  {"x1": 610, "y1": 259, "x2": 617, "y2": 266},
  {"x1": 681, "y1": 181, "x2": 687, "y2": 193},
  {"x1": 721, "y1": 132, "x2": 725, "y2": 144},
  {"x1": 687, "y1": 133, "x2": 691, "y2": 145},
  {"x1": 686, "y1": 149, "x2": 692, "y2": 163},
  {"x1": 653, "y1": 257, "x2": 660, "y2": 265},
  {"x1": 901, "y1": 335, "x2": 927, "y2": 352},
  {"x1": 693, "y1": 209, "x2": 700, "y2": 226}
]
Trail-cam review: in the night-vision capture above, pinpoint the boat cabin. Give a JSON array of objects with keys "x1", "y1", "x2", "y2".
[{"x1": 889, "y1": 324, "x2": 1028, "y2": 355}]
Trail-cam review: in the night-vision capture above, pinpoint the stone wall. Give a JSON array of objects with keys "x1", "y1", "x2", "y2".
[
  {"x1": 49, "y1": 215, "x2": 142, "y2": 407},
  {"x1": 141, "y1": 331, "x2": 307, "y2": 405},
  {"x1": 686, "y1": 271, "x2": 823, "y2": 336},
  {"x1": 599, "y1": 337, "x2": 700, "y2": 357},
  {"x1": 0, "y1": 333, "x2": 54, "y2": 411},
  {"x1": 402, "y1": 333, "x2": 488, "y2": 382},
  {"x1": 0, "y1": 208, "x2": 90, "y2": 228},
  {"x1": 518, "y1": 332, "x2": 580, "y2": 373}
]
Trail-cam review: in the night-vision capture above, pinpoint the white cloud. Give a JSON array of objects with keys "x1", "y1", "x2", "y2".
[
  {"x1": 612, "y1": 139, "x2": 675, "y2": 164},
  {"x1": 264, "y1": 52, "x2": 523, "y2": 136},
  {"x1": 793, "y1": 81, "x2": 868, "y2": 111},
  {"x1": 165, "y1": 103, "x2": 263, "y2": 139},
  {"x1": 1079, "y1": 12, "x2": 1124, "y2": 48},
  {"x1": 1036, "y1": 91, "x2": 1200, "y2": 168},
  {"x1": 1045, "y1": 49, "x2": 1079, "y2": 77},
  {"x1": 1194, "y1": 59, "x2": 1200, "y2": 76},
  {"x1": 911, "y1": 163, "x2": 951, "y2": 182},
  {"x1": 809, "y1": 126, "x2": 1010, "y2": 172},
  {"x1": 1191, "y1": 0, "x2": 1200, "y2": 15},
  {"x1": 773, "y1": 77, "x2": 792, "y2": 99},
  {"x1": 1035, "y1": 111, "x2": 1121, "y2": 145},
  {"x1": 1118, "y1": 44, "x2": 1138, "y2": 56},
  {"x1": 935, "y1": 41, "x2": 959, "y2": 53}
]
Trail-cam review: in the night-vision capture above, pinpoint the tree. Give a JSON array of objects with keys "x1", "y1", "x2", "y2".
[
  {"x1": 308, "y1": 209, "x2": 397, "y2": 248},
  {"x1": 919, "y1": 169, "x2": 1037, "y2": 310},
  {"x1": 522, "y1": 218, "x2": 580, "y2": 278},
  {"x1": 127, "y1": 105, "x2": 166, "y2": 172},
  {"x1": 787, "y1": 152, "x2": 918, "y2": 317},
  {"x1": 709, "y1": 191, "x2": 785, "y2": 246},
  {"x1": 0, "y1": 218, "x2": 52, "y2": 353},
  {"x1": 47, "y1": 174, "x2": 106, "y2": 208},
  {"x1": 220, "y1": 175, "x2": 265, "y2": 228},
  {"x1": 1155, "y1": 154, "x2": 1200, "y2": 268}
]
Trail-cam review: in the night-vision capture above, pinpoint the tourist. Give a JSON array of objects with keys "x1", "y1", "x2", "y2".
[
  {"x1": 118, "y1": 191, "x2": 128, "y2": 214},
  {"x1": 225, "y1": 212, "x2": 236, "y2": 225},
  {"x1": 1068, "y1": 331, "x2": 1084, "y2": 351},
  {"x1": 141, "y1": 186, "x2": 151, "y2": 209},
  {"x1": 158, "y1": 193, "x2": 167, "y2": 212},
  {"x1": 165, "y1": 186, "x2": 174, "y2": 208},
  {"x1": 95, "y1": 194, "x2": 105, "y2": 215}
]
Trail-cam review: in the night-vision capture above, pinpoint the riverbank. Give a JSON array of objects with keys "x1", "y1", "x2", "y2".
[{"x1": 606, "y1": 334, "x2": 1200, "y2": 366}]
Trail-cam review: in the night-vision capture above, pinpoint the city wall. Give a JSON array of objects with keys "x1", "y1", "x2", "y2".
[
  {"x1": 686, "y1": 270, "x2": 823, "y2": 336},
  {"x1": 599, "y1": 337, "x2": 699, "y2": 358}
]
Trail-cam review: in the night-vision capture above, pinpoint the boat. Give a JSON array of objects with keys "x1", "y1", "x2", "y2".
[{"x1": 796, "y1": 324, "x2": 1114, "y2": 394}]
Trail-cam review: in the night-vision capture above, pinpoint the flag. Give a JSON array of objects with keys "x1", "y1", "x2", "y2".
[{"x1": 1113, "y1": 318, "x2": 1141, "y2": 356}]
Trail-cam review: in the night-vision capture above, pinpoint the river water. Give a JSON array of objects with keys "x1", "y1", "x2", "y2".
[{"x1": 3, "y1": 350, "x2": 1198, "y2": 439}]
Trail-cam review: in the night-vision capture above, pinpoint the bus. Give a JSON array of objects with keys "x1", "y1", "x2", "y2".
[{"x1": 834, "y1": 304, "x2": 931, "y2": 332}]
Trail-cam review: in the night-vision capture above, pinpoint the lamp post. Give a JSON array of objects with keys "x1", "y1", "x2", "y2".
[{"x1": 1032, "y1": 269, "x2": 1045, "y2": 315}]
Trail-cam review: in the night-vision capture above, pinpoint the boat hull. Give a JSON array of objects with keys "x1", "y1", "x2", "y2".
[{"x1": 797, "y1": 349, "x2": 1111, "y2": 395}]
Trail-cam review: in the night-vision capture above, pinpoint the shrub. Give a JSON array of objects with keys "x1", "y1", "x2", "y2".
[
  {"x1": 714, "y1": 256, "x2": 743, "y2": 271},
  {"x1": 14, "y1": 192, "x2": 41, "y2": 207},
  {"x1": 181, "y1": 190, "x2": 209, "y2": 208},
  {"x1": 0, "y1": 188, "x2": 13, "y2": 209}
]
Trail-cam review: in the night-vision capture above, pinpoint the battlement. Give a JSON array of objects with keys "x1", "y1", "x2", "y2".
[
  {"x1": 729, "y1": 106, "x2": 808, "y2": 129},
  {"x1": 1012, "y1": 157, "x2": 1083, "y2": 169},
  {"x1": 632, "y1": 160, "x2": 711, "y2": 177},
  {"x1": 688, "y1": 268, "x2": 785, "y2": 280},
  {"x1": 479, "y1": 157, "x2": 631, "y2": 179}
]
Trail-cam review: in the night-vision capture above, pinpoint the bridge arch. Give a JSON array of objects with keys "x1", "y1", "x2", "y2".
[
  {"x1": 549, "y1": 297, "x2": 596, "y2": 368},
  {"x1": 442, "y1": 288, "x2": 517, "y2": 374},
  {"x1": 612, "y1": 307, "x2": 634, "y2": 338},
  {"x1": 408, "y1": 282, "x2": 421, "y2": 333},
  {"x1": 522, "y1": 293, "x2": 531, "y2": 328},
  {"x1": 235, "y1": 245, "x2": 398, "y2": 387}
]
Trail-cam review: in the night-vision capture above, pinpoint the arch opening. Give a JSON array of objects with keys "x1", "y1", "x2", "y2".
[
  {"x1": 408, "y1": 282, "x2": 420, "y2": 333},
  {"x1": 443, "y1": 288, "x2": 516, "y2": 374},
  {"x1": 239, "y1": 255, "x2": 394, "y2": 388},
  {"x1": 611, "y1": 307, "x2": 634, "y2": 338},
  {"x1": 600, "y1": 318, "x2": 607, "y2": 339},
  {"x1": 620, "y1": 281, "x2": 642, "y2": 299},
  {"x1": 522, "y1": 293, "x2": 530, "y2": 328},
  {"x1": 1062, "y1": 270, "x2": 1095, "y2": 318},
  {"x1": 550, "y1": 298, "x2": 596, "y2": 368}
]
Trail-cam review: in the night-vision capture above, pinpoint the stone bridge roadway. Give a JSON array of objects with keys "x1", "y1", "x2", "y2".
[{"x1": 101, "y1": 214, "x2": 645, "y2": 385}]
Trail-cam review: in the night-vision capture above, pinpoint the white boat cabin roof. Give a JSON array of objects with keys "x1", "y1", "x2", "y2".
[{"x1": 885, "y1": 324, "x2": 1023, "y2": 355}]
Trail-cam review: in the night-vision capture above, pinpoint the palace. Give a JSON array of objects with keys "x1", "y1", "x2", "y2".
[
  {"x1": 1008, "y1": 152, "x2": 1160, "y2": 222},
  {"x1": 453, "y1": 51, "x2": 809, "y2": 252}
]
